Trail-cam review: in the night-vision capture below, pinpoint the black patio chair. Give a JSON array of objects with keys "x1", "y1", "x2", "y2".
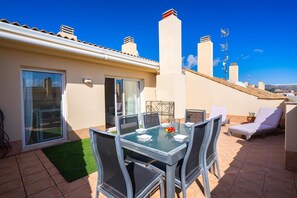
[
  {"x1": 89, "y1": 128, "x2": 164, "y2": 198},
  {"x1": 141, "y1": 112, "x2": 160, "y2": 129},
  {"x1": 185, "y1": 109, "x2": 206, "y2": 123},
  {"x1": 152, "y1": 119, "x2": 213, "y2": 198},
  {"x1": 206, "y1": 115, "x2": 222, "y2": 179},
  {"x1": 117, "y1": 114, "x2": 139, "y2": 135}
]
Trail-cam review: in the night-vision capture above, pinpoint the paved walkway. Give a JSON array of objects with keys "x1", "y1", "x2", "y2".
[{"x1": 0, "y1": 126, "x2": 297, "y2": 198}]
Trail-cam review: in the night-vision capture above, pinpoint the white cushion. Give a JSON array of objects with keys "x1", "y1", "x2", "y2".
[
  {"x1": 254, "y1": 108, "x2": 283, "y2": 127},
  {"x1": 209, "y1": 106, "x2": 227, "y2": 123}
]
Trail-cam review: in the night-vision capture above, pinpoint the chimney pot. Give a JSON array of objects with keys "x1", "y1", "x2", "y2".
[
  {"x1": 58, "y1": 24, "x2": 77, "y2": 41},
  {"x1": 124, "y1": 36, "x2": 134, "y2": 44},
  {"x1": 162, "y1": 8, "x2": 177, "y2": 19},
  {"x1": 200, "y1": 35, "x2": 211, "y2": 43}
]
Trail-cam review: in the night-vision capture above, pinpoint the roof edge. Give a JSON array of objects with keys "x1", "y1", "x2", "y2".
[{"x1": 184, "y1": 68, "x2": 287, "y2": 100}]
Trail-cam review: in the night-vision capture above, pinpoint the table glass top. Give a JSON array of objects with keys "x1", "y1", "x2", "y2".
[{"x1": 121, "y1": 123, "x2": 192, "y2": 153}]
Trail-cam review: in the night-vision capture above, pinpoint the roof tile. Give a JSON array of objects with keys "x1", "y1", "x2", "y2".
[
  {"x1": 185, "y1": 69, "x2": 287, "y2": 100},
  {"x1": 0, "y1": 18, "x2": 158, "y2": 63}
]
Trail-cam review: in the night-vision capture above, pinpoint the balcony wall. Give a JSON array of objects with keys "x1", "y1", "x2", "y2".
[
  {"x1": 285, "y1": 102, "x2": 297, "y2": 172},
  {"x1": 185, "y1": 70, "x2": 286, "y2": 123}
]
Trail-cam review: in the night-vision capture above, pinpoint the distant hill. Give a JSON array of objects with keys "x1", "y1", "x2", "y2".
[{"x1": 266, "y1": 84, "x2": 297, "y2": 93}]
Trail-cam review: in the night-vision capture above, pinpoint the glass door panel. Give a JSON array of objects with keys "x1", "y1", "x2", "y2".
[
  {"x1": 115, "y1": 79, "x2": 123, "y2": 117},
  {"x1": 124, "y1": 80, "x2": 140, "y2": 115},
  {"x1": 22, "y1": 70, "x2": 64, "y2": 145}
]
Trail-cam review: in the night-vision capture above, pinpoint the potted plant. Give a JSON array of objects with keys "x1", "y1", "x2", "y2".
[{"x1": 247, "y1": 112, "x2": 255, "y2": 122}]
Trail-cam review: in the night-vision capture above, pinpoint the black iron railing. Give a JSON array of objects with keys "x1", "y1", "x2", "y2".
[
  {"x1": 0, "y1": 109, "x2": 11, "y2": 158},
  {"x1": 146, "y1": 101, "x2": 175, "y2": 123}
]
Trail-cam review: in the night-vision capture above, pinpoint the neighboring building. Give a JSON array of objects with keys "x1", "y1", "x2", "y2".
[{"x1": 0, "y1": 9, "x2": 287, "y2": 155}]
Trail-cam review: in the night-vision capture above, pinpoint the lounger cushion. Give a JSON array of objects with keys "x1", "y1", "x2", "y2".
[
  {"x1": 210, "y1": 107, "x2": 227, "y2": 124},
  {"x1": 228, "y1": 108, "x2": 283, "y2": 140},
  {"x1": 254, "y1": 108, "x2": 283, "y2": 128}
]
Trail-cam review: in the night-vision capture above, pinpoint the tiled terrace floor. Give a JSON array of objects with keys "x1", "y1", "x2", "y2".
[{"x1": 0, "y1": 126, "x2": 297, "y2": 198}]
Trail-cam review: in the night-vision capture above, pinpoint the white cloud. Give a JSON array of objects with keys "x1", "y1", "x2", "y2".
[
  {"x1": 183, "y1": 54, "x2": 197, "y2": 69},
  {"x1": 238, "y1": 54, "x2": 250, "y2": 60},
  {"x1": 213, "y1": 57, "x2": 221, "y2": 66},
  {"x1": 253, "y1": 48, "x2": 264, "y2": 53}
]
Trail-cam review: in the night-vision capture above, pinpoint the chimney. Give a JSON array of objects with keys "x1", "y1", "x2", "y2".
[
  {"x1": 229, "y1": 62, "x2": 239, "y2": 82},
  {"x1": 159, "y1": 8, "x2": 182, "y2": 74},
  {"x1": 258, "y1": 81, "x2": 265, "y2": 90},
  {"x1": 198, "y1": 35, "x2": 213, "y2": 77},
  {"x1": 121, "y1": 36, "x2": 139, "y2": 56},
  {"x1": 57, "y1": 25, "x2": 77, "y2": 41},
  {"x1": 157, "y1": 8, "x2": 185, "y2": 120}
]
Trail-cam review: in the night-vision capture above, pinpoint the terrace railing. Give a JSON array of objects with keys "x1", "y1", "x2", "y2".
[{"x1": 146, "y1": 101, "x2": 175, "y2": 123}]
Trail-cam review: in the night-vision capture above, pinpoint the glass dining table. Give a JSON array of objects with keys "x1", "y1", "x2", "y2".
[{"x1": 121, "y1": 123, "x2": 192, "y2": 198}]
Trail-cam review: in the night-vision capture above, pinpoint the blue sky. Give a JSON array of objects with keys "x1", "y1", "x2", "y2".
[{"x1": 1, "y1": 0, "x2": 296, "y2": 85}]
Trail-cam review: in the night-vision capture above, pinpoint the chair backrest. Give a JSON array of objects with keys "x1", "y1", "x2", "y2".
[
  {"x1": 185, "y1": 109, "x2": 206, "y2": 123},
  {"x1": 141, "y1": 112, "x2": 160, "y2": 129},
  {"x1": 254, "y1": 108, "x2": 283, "y2": 127},
  {"x1": 89, "y1": 128, "x2": 133, "y2": 198},
  {"x1": 209, "y1": 106, "x2": 227, "y2": 123},
  {"x1": 181, "y1": 119, "x2": 213, "y2": 185},
  {"x1": 207, "y1": 115, "x2": 222, "y2": 161},
  {"x1": 117, "y1": 114, "x2": 139, "y2": 135}
]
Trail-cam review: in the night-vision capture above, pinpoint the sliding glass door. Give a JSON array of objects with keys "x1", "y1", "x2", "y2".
[
  {"x1": 124, "y1": 80, "x2": 140, "y2": 115},
  {"x1": 22, "y1": 70, "x2": 64, "y2": 146},
  {"x1": 105, "y1": 78, "x2": 141, "y2": 128}
]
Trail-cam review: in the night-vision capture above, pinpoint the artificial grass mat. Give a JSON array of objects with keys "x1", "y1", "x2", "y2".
[{"x1": 42, "y1": 138, "x2": 97, "y2": 182}]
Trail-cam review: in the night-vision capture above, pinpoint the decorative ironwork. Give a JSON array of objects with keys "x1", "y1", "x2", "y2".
[
  {"x1": 146, "y1": 101, "x2": 175, "y2": 123},
  {"x1": 0, "y1": 109, "x2": 11, "y2": 158}
]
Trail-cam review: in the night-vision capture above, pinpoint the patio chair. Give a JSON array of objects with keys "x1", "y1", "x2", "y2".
[
  {"x1": 117, "y1": 114, "x2": 139, "y2": 135},
  {"x1": 89, "y1": 128, "x2": 164, "y2": 198},
  {"x1": 228, "y1": 108, "x2": 283, "y2": 140},
  {"x1": 185, "y1": 109, "x2": 206, "y2": 123},
  {"x1": 141, "y1": 112, "x2": 160, "y2": 129},
  {"x1": 117, "y1": 114, "x2": 156, "y2": 164},
  {"x1": 209, "y1": 106, "x2": 228, "y2": 126},
  {"x1": 207, "y1": 115, "x2": 222, "y2": 179},
  {"x1": 152, "y1": 119, "x2": 213, "y2": 198}
]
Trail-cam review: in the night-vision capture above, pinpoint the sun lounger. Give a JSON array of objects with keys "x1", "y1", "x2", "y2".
[
  {"x1": 228, "y1": 108, "x2": 283, "y2": 140},
  {"x1": 209, "y1": 106, "x2": 229, "y2": 126}
]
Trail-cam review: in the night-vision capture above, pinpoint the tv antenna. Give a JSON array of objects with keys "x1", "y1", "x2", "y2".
[{"x1": 220, "y1": 28, "x2": 229, "y2": 80}]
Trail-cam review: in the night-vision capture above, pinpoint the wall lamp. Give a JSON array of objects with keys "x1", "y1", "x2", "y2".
[{"x1": 83, "y1": 78, "x2": 92, "y2": 84}]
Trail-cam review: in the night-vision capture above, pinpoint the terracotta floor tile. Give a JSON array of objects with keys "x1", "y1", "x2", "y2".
[
  {"x1": 25, "y1": 176, "x2": 56, "y2": 196},
  {"x1": 0, "y1": 171, "x2": 21, "y2": 185},
  {"x1": 18, "y1": 159, "x2": 43, "y2": 170},
  {"x1": 0, "y1": 163, "x2": 19, "y2": 177},
  {"x1": 0, "y1": 186, "x2": 26, "y2": 198},
  {"x1": 58, "y1": 178, "x2": 87, "y2": 195},
  {"x1": 23, "y1": 170, "x2": 50, "y2": 185},
  {"x1": 47, "y1": 166, "x2": 60, "y2": 176},
  {"x1": 0, "y1": 178, "x2": 23, "y2": 195},
  {"x1": 20, "y1": 163, "x2": 45, "y2": 177},
  {"x1": 64, "y1": 184, "x2": 92, "y2": 198},
  {"x1": 28, "y1": 186, "x2": 62, "y2": 198},
  {"x1": 51, "y1": 172, "x2": 67, "y2": 184},
  {"x1": 264, "y1": 175, "x2": 295, "y2": 194},
  {"x1": 0, "y1": 156, "x2": 17, "y2": 169},
  {"x1": 262, "y1": 185, "x2": 297, "y2": 198}
]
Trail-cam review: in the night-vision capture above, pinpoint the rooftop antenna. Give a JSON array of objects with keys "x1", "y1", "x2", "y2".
[{"x1": 220, "y1": 28, "x2": 229, "y2": 80}]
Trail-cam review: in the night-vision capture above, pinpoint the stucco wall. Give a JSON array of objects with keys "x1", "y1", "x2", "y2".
[
  {"x1": 0, "y1": 47, "x2": 156, "y2": 142},
  {"x1": 185, "y1": 71, "x2": 285, "y2": 117},
  {"x1": 285, "y1": 102, "x2": 297, "y2": 152}
]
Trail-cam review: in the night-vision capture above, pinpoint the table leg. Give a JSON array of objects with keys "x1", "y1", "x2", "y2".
[{"x1": 166, "y1": 163, "x2": 177, "y2": 198}]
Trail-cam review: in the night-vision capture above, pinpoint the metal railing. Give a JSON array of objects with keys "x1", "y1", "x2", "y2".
[{"x1": 146, "y1": 101, "x2": 175, "y2": 123}]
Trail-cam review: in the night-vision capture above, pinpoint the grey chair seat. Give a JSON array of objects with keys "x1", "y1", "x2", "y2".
[{"x1": 89, "y1": 129, "x2": 164, "y2": 198}]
